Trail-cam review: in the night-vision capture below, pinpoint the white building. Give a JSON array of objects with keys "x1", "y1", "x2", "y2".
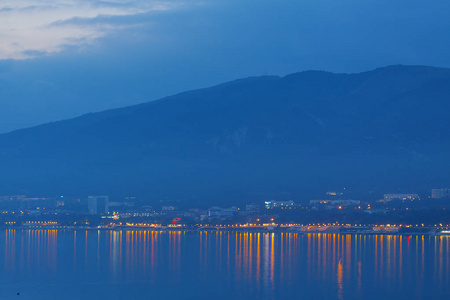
[
  {"x1": 88, "y1": 195, "x2": 109, "y2": 215},
  {"x1": 431, "y1": 188, "x2": 449, "y2": 199},
  {"x1": 265, "y1": 200, "x2": 294, "y2": 209},
  {"x1": 208, "y1": 206, "x2": 238, "y2": 217}
]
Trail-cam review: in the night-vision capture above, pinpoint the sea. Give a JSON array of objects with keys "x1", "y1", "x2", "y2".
[{"x1": 0, "y1": 229, "x2": 449, "y2": 300}]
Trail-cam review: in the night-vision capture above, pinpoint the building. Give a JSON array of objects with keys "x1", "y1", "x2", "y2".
[
  {"x1": 310, "y1": 200, "x2": 331, "y2": 205},
  {"x1": 383, "y1": 194, "x2": 419, "y2": 202},
  {"x1": 245, "y1": 204, "x2": 260, "y2": 212},
  {"x1": 119, "y1": 210, "x2": 154, "y2": 218},
  {"x1": 109, "y1": 201, "x2": 135, "y2": 207},
  {"x1": 162, "y1": 206, "x2": 175, "y2": 211},
  {"x1": 88, "y1": 195, "x2": 109, "y2": 215},
  {"x1": 431, "y1": 188, "x2": 449, "y2": 199},
  {"x1": 310, "y1": 199, "x2": 360, "y2": 206},
  {"x1": 208, "y1": 206, "x2": 238, "y2": 217},
  {"x1": 0, "y1": 195, "x2": 26, "y2": 201},
  {"x1": 265, "y1": 200, "x2": 294, "y2": 209}
]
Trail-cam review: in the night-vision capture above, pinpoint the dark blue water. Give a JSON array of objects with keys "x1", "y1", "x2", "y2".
[{"x1": 0, "y1": 230, "x2": 449, "y2": 300}]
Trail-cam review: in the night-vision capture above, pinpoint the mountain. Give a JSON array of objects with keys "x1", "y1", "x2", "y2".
[{"x1": 0, "y1": 65, "x2": 449, "y2": 204}]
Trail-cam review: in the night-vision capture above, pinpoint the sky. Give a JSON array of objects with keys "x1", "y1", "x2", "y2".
[{"x1": 1, "y1": 0, "x2": 450, "y2": 133}]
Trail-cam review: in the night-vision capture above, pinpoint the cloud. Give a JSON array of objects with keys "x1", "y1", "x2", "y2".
[{"x1": 0, "y1": 0, "x2": 190, "y2": 59}]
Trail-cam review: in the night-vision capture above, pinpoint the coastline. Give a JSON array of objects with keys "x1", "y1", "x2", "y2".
[{"x1": 2, "y1": 225, "x2": 449, "y2": 236}]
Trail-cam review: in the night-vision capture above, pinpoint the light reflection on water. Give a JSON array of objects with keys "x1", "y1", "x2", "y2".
[{"x1": 0, "y1": 229, "x2": 449, "y2": 300}]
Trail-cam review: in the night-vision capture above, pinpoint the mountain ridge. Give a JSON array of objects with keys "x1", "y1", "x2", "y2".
[{"x1": 1, "y1": 65, "x2": 449, "y2": 204}]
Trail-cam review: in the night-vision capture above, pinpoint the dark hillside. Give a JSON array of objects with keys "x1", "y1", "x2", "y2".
[{"x1": 1, "y1": 65, "x2": 449, "y2": 204}]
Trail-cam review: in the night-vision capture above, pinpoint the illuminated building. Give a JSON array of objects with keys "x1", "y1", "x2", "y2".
[
  {"x1": 383, "y1": 194, "x2": 419, "y2": 202},
  {"x1": 119, "y1": 209, "x2": 154, "y2": 218},
  {"x1": 309, "y1": 200, "x2": 331, "y2": 205},
  {"x1": 265, "y1": 200, "x2": 294, "y2": 209},
  {"x1": 88, "y1": 195, "x2": 109, "y2": 215},
  {"x1": 310, "y1": 199, "x2": 360, "y2": 206}
]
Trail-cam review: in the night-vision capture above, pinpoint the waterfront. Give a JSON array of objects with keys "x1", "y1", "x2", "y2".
[{"x1": 1, "y1": 230, "x2": 449, "y2": 299}]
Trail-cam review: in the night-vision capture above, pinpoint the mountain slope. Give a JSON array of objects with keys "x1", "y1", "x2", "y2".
[{"x1": 1, "y1": 65, "x2": 449, "y2": 203}]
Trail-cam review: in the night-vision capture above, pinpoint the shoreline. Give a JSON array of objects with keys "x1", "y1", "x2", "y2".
[{"x1": 1, "y1": 226, "x2": 449, "y2": 236}]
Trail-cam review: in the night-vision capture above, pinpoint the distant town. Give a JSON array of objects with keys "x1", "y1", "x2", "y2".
[{"x1": 1, "y1": 188, "x2": 450, "y2": 235}]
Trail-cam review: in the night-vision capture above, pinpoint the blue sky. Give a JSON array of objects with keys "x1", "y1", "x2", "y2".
[{"x1": 1, "y1": 0, "x2": 450, "y2": 133}]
